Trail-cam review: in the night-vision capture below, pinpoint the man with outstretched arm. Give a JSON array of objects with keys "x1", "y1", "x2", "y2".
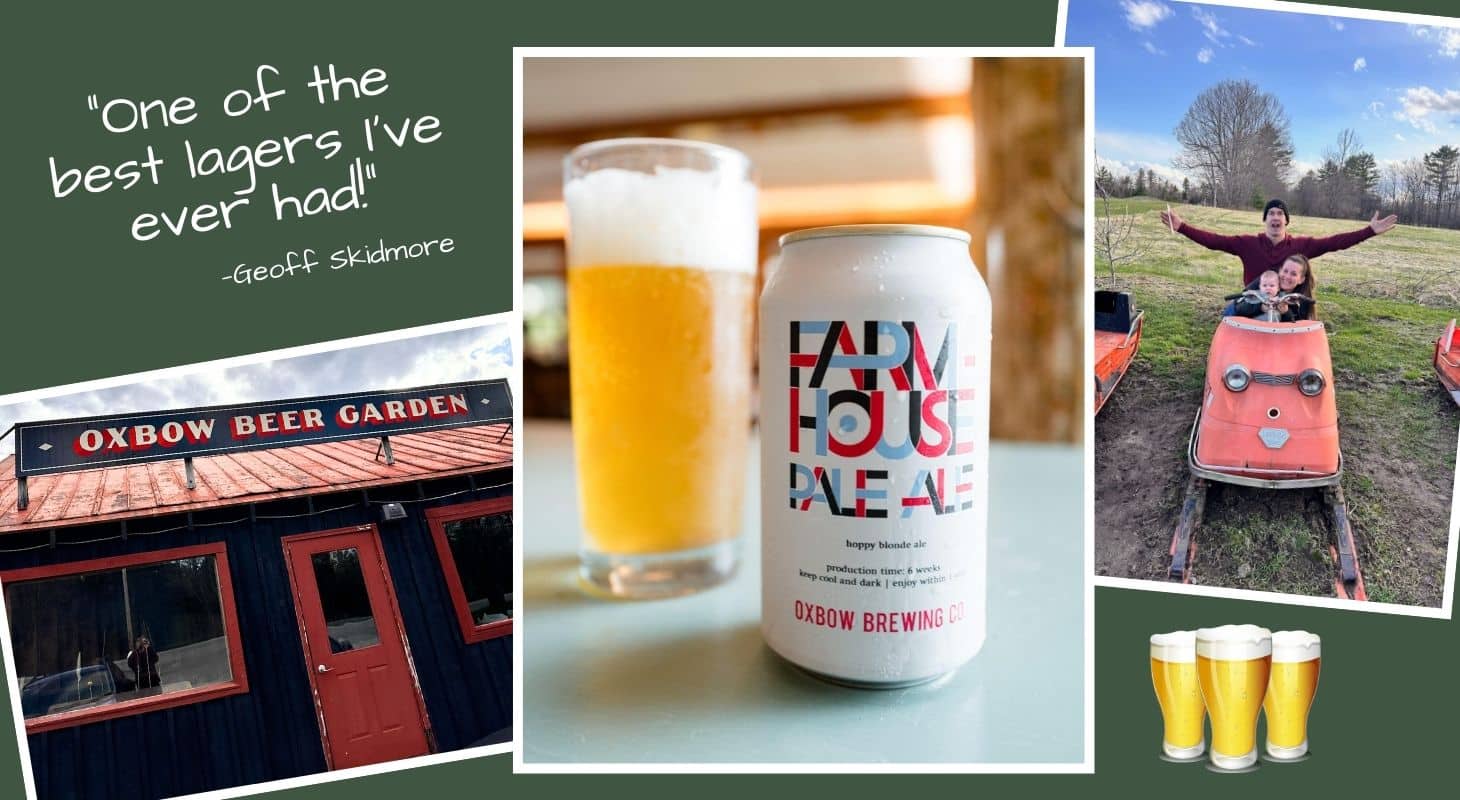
[{"x1": 1159, "y1": 198, "x2": 1398, "y2": 286}]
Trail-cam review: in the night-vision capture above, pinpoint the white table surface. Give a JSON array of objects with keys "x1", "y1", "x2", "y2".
[{"x1": 521, "y1": 421, "x2": 1086, "y2": 765}]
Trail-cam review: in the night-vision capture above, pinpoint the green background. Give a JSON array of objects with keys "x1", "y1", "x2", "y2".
[
  {"x1": 0, "y1": 2, "x2": 508, "y2": 395},
  {"x1": 3, "y1": 0, "x2": 1459, "y2": 797}
]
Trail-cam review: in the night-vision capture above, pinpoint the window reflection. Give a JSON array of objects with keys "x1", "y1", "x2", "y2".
[
  {"x1": 5, "y1": 556, "x2": 231, "y2": 720},
  {"x1": 443, "y1": 513, "x2": 513, "y2": 627},
  {"x1": 310, "y1": 548, "x2": 382, "y2": 653}
]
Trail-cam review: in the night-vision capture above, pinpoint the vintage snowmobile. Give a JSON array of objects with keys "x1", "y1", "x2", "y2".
[
  {"x1": 1095, "y1": 290, "x2": 1144, "y2": 414},
  {"x1": 1433, "y1": 319, "x2": 1460, "y2": 407},
  {"x1": 1168, "y1": 290, "x2": 1366, "y2": 600}
]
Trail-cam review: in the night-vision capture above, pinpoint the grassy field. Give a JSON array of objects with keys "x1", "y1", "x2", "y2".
[{"x1": 1095, "y1": 198, "x2": 1460, "y2": 606}]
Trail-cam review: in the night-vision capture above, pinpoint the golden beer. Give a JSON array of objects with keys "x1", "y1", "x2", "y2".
[
  {"x1": 1150, "y1": 631, "x2": 1205, "y2": 760},
  {"x1": 1263, "y1": 631, "x2": 1320, "y2": 760},
  {"x1": 564, "y1": 139, "x2": 757, "y2": 598},
  {"x1": 1196, "y1": 625, "x2": 1271, "y2": 771},
  {"x1": 568, "y1": 265, "x2": 754, "y2": 553}
]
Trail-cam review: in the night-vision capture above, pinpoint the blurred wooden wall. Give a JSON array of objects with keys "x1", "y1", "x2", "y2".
[{"x1": 967, "y1": 58, "x2": 1085, "y2": 444}]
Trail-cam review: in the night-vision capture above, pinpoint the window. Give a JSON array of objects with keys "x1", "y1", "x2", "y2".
[
  {"x1": 1, "y1": 542, "x2": 249, "y2": 732},
  {"x1": 426, "y1": 497, "x2": 512, "y2": 642},
  {"x1": 310, "y1": 547, "x2": 383, "y2": 653}
]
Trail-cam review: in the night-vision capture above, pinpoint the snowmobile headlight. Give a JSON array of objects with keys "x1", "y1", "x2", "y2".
[
  {"x1": 1223, "y1": 364, "x2": 1251, "y2": 392},
  {"x1": 1298, "y1": 368, "x2": 1325, "y2": 397}
]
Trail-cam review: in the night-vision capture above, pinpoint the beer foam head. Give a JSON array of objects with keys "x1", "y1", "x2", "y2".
[
  {"x1": 563, "y1": 166, "x2": 758, "y2": 274},
  {"x1": 1196, "y1": 624, "x2": 1272, "y2": 660},
  {"x1": 1271, "y1": 630, "x2": 1321, "y2": 662},
  {"x1": 1149, "y1": 630, "x2": 1196, "y2": 662}
]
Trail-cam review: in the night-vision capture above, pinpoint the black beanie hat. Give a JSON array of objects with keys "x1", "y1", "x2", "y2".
[{"x1": 1262, "y1": 198, "x2": 1289, "y2": 223}]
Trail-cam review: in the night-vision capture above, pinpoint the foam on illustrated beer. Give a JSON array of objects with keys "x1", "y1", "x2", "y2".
[
  {"x1": 1150, "y1": 630, "x2": 1205, "y2": 761},
  {"x1": 760, "y1": 224, "x2": 991, "y2": 687},
  {"x1": 1264, "y1": 630, "x2": 1320, "y2": 761},
  {"x1": 1150, "y1": 624, "x2": 1322, "y2": 771},
  {"x1": 1196, "y1": 624, "x2": 1271, "y2": 771}
]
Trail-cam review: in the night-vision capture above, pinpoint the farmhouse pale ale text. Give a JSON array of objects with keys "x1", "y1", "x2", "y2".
[
  {"x1": 564, "y1": 139, "x2": 756, "y2": 598},
  {"x1": 1263, "y1": 630, "x2": 1320, "y2": 761},
  {"x1": 1150, "y1": 630, "x2": 1205, "y2": 760},
  {"x1": 760, "y1": 225, "x2": 991, "y2": 686},
  {"x1": 1196, "y1": 625, "x2": 1272, "y2": 771}
]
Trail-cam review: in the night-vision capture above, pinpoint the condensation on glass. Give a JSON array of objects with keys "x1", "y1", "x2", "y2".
[
  {"x1": 4, "y1": 555, "x2": 232, "y2": 720},
  {"x1": 564, "y1": 137, "x2": 756, "y2": 598}
]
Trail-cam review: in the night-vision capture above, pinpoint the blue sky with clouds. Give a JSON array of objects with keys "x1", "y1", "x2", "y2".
[{"x1": 1065, "y1": 0, "x2": 1460, "y2": 182}]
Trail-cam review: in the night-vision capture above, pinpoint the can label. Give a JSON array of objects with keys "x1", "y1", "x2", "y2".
[
  {"x1": 765, "y1": 312, "x2": 988, "y2": 683},
  {"x1": 787, "y1": 319, "x2": 979, "y2": 520}
]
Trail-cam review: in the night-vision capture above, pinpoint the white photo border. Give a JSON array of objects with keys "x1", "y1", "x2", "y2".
[
  {"x1": 1059, "y1": 0, "x2": 1460, "y2": 620},
  {"x1": 511, "y1": 45, "x2": 1098, "y2": 775},
  {"x1": 0, "y1": 312, "x2": 523, "y2": 800}
]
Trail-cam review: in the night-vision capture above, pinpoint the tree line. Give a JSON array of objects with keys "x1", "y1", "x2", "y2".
[
  {"x1": 1095, "y1": 165, "x2": 1191, "y2": 204},
  {"x1": 1097, "y1": 79, "x2": 1460, "y2": 230}
]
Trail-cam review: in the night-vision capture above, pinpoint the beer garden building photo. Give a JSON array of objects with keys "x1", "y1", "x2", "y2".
[{"x1": 0, "y1": 381, "x2": 514, "y2": 799}]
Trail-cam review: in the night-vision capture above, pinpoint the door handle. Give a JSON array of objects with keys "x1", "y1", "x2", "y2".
[{"x1": 316, "y1": 664, "x2": 333, "y2": 673}]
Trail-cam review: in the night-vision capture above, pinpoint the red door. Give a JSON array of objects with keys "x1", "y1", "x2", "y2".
[{"x1": 282, "y1": 525, "x2": 432, "y2": 769}]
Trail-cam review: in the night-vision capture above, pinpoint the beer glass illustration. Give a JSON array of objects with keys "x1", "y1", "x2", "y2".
[
  {"x1": 1263, "y1": 630, "x2": 1320, "y2": 761},
  {"x1": 1150, "y1": 630, "x2": 1205, "y2": 761},
  {"x1": 563, "y1": 139, "x2": 757, "y2": 598},
  {"x1": 1196, "y1": 625, "x2": 1271, "y2": 771}
]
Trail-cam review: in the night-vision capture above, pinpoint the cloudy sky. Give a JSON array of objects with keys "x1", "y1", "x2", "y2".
[
  {"x1": 0, "y1": 323, "x2": 515, "y2": 459},
  {"x1": 1066, "y1": 0, "x2": 1460, "y2": 182}
]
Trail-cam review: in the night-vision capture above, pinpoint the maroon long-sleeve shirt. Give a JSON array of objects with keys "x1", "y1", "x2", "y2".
[{"x1": 1176, "y1": 221, "x2": 1376, "y2": 284}]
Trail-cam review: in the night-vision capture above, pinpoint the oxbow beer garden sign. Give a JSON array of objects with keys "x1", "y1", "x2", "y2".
[{"x1": 13, "y1": 380, "x2": 512, "y2": 481}]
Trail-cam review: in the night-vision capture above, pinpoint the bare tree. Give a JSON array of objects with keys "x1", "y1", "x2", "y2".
[
  {"x1": 1173, "y1": 80, "x2": 1293, "y2": 208},
  {"x1": 1319, "y1": 129, "x2": 1363, "y2": 217},
  {"x1": 1325, "y1": 128, "x2": 1362, "y2": 165},
  {"x1": 1240, "y1": 121, "x2": 1294, "y2": 205},
  {"x1": 1379, "y1": 161, "x2": 1402, "y2": 211},
  {"x1": 1398, "y1": 157, "x2": 1430, "y2": 224},
  {"x1": 1094, "y1": 152, "x2": 1147, "y2": 284}
]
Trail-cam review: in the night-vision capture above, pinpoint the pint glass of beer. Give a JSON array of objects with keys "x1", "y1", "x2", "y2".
[
  {"x1": 563, "y1": 139, "x2": 757, "y2": 598},
  {"x1": 1196, "y1": 625, "x2": 1272, "y2": 770},
  {"x1": 1263, "y1": 630, "x2": 1320, "y2": 761},
  {"x1": 1151, "y1": 631, "x2": 1205, "y2": 760}
]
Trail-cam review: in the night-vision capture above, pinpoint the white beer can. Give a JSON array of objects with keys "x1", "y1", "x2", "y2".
[{"x1": 759, "y1": 224, "x2": 991, "y2": 687}]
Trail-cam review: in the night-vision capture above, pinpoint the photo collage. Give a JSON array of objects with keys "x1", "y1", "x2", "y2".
[{"x1": 0, "y1": 1, "x2": 1457, "y2": 798}]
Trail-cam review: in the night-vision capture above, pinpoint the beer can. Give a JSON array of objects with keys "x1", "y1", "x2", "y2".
[{"x1": 759, "y1": 224, "x2": 991, "y2": 688}]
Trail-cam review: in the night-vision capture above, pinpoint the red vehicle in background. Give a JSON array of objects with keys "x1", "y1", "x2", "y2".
[
  {"x1": 1095, "y1": 290, "x2": 1144, "y2": 414},
  {"x1": 1169, "y1": 290, "x2": 1366, "y2": 600},
  {"x1": 1434, "y1": 319, "x2": 1460, "y2": 406}
]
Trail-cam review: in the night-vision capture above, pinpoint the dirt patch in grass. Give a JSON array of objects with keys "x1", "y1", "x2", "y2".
[
  {"x1": 1094, "y1": 366, "x2": 1193, "y2": 580},
  {"x1": 1095, "y1": 201, "x2": 1460, "y2": 607}
]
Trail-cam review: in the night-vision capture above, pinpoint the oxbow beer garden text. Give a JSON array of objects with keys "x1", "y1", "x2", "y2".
[{"x1": 760, "y1": 225, "x2": 991, "y2": 687}]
